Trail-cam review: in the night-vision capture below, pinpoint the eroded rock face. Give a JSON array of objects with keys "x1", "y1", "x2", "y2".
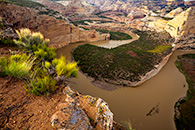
[
  {"x1": 37, "y1": 0, "x2": 66, "y2": 14},
  {"x1": 0, "y1": 18, "x2": 18, "y2": 40},
  {"x1": 165, "y1": 7, "x2": 183, "y2": 18},
  {"x1": 62, "y1": 86, "x2": 114, "y2": 130},
  {"x1": 51, "y1": 102, "x2": 93, "y2": 130},
  {"x1": 0, "y1": 3, "x2": 109, "y2": 49},
  {"x1": 165, "y1": 7, "x2": 194, "y2": 38},
  {"x1": 144, "y1": 7, "x2": 195, "y2": 39}
]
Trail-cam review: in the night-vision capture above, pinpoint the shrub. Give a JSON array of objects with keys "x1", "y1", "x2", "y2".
[
  {"x1": 34, "y1": 45, "x2": 56, "y2": 61},
  {"x1": 12, "y1": 28, "x2": 79, "y2": 95},
  {"x1": 15, "y1": 28, "x2": 50, "y2": 50},
  {"x1": 24, "y1": 75, "x2": 57, "y2": 96},
  {"x1": 52, "y1": 56, "x2": 78, "y2": 77},
  {"x1": 0, "y1": 38, "x2": 16, "y2": 46},
  {"x1": 0, "y1": 54, "x2": 36, "y2": 79},
  {"x1": 15, "y1": 28, "x2": 55, "y2": 61}
]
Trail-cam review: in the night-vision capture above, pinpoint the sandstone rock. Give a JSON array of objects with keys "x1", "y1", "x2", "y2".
[
  {"x1": 165, "y1": 7, "x2": 194, "y2": 38},
  {"x1": 0, "y1": 3, "x2": 109, "y2": 49},
  {"x1": 145, "y1": 7, "x2": 195, "y2": 39},
  {"x1": 127, "y1": 10, "x2": 146, "y2": 19},
  {"x1": 64, "y1": 0, "x2": 98, "y2": 17},
  {"x1": 148, "y1": 19, "x2": 168, "y2": 32},
  {"x1": 38, "y1": 0, "x2": 66, "y2": 14},
  {"x1": 165, "y1": 7, "x2": 183, "y2": 18},
  {"x1": 176, "y1": 34, "x2": 195, "y2": 50},
  {"x1": 63, "y1": 86, "x2": 114, "y2": 130},
  {"x1": 51, "y1": 102, "x2": 93, "y2": 130},
  {"x1": 0, "y1": 18, "x2": 18, "y2": 39},
  {"x1": 167, "y1": 0, "x2": 184, "y2": 6}
]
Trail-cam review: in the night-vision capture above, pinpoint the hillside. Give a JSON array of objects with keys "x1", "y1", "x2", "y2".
[{"x1": 0, "y1": 1, "x2": 109, "y2": 49}]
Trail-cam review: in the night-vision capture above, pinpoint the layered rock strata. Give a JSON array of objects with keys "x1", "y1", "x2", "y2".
[{"x1": 140, "y1": 7, "x2": 195, "y2": 39}]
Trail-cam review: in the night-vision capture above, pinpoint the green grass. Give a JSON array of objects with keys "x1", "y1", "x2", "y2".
[
  {"x1": 148, "y1": 45, "x2": 172, "y2": 53},
  {"x1": 73, "y1": 30, "x2": 172, "y2": 86},
  {"x1": 0, "y1": 54, "x2": 36, "y2": 79},
  {"x1": 24, "y1": 75, "x2": 57, "y2": 96},
  {"x1": 95, "y1": 29, "x2": 132, "y2": 40}
]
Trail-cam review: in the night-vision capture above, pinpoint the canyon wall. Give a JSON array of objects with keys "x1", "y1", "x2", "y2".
[
  {"x1": 0, "y1": 3, "x2": 109, "y2": 49},
  {"x1": 51, "y1": 86, "x2": 114, "y2": 130},
  {"x1": 142, "y1": 7, "x2": 195, "y2": 39}
]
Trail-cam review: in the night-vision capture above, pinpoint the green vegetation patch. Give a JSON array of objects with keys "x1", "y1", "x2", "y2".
[
  {"x1": 95, "y1": 29, "x2": 132, "y2": 40},
  {"x1": 7, "y1": 0, "x2": 45, "y2": 8},
  {"x1": 73, "y1": 30, "x2": 173, "y2": 86},
  {"x1": 0, "y1": 38, "x2": 16, "y2": 47},
  {"x1": 148, "y1": 45, "x2": 172, "y2": 53},
  {"x1": 175, "y1": 54, "x2": 195, "y2": 130},
  {"x1": 0, "y1": 28, "x2": 78, "y2": 96}
]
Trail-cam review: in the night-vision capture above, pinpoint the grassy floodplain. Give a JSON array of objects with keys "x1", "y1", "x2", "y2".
[{"x1": 73, "y1": 30, "x2": 173, "y2": 86}]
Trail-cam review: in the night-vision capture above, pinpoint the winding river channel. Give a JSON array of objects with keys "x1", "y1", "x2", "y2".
[{"x1": 56, "y1": 39, "x2": 194, "y2": 130}]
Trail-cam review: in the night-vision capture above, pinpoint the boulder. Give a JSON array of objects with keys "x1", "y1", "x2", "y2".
[
  {"x1": 51, "y1": 102, "x2": 93, "y2": 130},
  {"x1": 63, "y1": 86, "x2": 114, "y2": 130}
]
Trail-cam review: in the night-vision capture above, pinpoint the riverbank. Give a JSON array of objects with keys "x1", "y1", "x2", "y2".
[
  {"x1": 73, "y1": 30, "x2": 173, "y2": 87},
  {"x1": 78, "y1": 49, "x2": 173, "y2": 91},
  {"x1": 174, "y1": 53, "x2": 195, "y2": 130}
]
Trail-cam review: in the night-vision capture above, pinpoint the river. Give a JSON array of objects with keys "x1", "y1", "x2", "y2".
[{"x1": 56, "y1": 40, "x2": 193, "y2": 130}]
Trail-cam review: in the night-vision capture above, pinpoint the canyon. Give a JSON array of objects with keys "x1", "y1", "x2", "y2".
[
  {"x1": 0, "y1": 2, "x2": 109, "y2": 49},
  {"x1": 1, "y1": 0, "x2": 195, "y2": 130}
]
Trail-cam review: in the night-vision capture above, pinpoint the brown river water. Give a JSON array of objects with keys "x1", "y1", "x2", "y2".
[{"x1": 56, "y1": 40, "x2": 194, "y2": 130}]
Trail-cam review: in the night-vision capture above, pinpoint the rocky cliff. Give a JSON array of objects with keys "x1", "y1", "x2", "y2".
[
  {"x1": 51, "y1": 86, "x2": 114, "y2": 130},
  {"x1": 165, "y1": 7, "x2": 183, "y2": 18},
  {"x1": 143, "y1": 6, "x2": 195, "y2": 39},
  {"x1": 0, "y1": 3, "x2": 109, "y2": 49},
  {"x1": 165, "y1": 7, "x2": 195, "y2": 38}
]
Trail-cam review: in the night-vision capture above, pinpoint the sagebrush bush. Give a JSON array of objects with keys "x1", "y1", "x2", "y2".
[
  {"x1": 14, "y1": 28, "x2": 55, "y2": 61},
  {"x1": 0, "y1": 54, "x2": 36, "y2": 79},
  {"x1": 6, "y1": 28, "x2": 79, "y2": 96},
  {"x1": 34, "y1": 45, "x2": 56, "y2": 61},
  {"x1": 52, "y1": 56, "x2": 78, "y2": 77},
  {"x1": 24, "y1": 75, "x2": 57, "y2": 95}
]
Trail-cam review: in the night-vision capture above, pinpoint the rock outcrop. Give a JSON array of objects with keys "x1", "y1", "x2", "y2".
[
  {"x1": 167, "y1": 0, "x2": 184, "y2": 6},
  {"x1": 51, "y1": 102, "x2": 93, "y2": 129},
  {"x1": 165, "y1": 7, "x2": 195, "y2": 38},
  {"x1": 0, "y1": 18, "x2": 18, "y2": 40},
  {"x1": 51, "y1": 86, "x2": 114, "y2": 130},
  {"x1": 0, "y1": 3, "x2": 109, "y2": 49},
  {"x1": 165, "y1": 7, "x2": 183, "y2": 18},
  {"x1": 37, "y1": 0, "x2": 66, "y2": 14},
  {"x1": 142, "y1": 7, "x2": 195, "y2": 39}
]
